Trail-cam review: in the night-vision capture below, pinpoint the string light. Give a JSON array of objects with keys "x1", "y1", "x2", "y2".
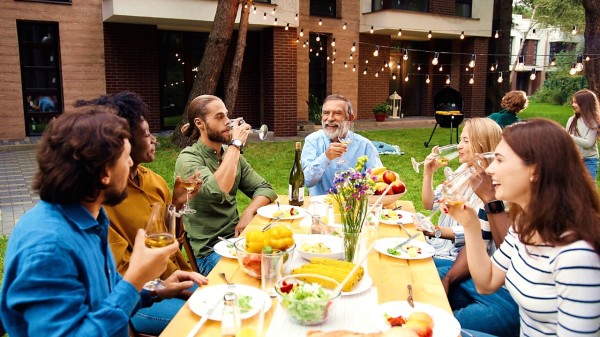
[
  {"x1": 417, "y1": 64, "x2": 421, "y2": 71},
  {"x1": 271, "y1": 7, "x2": 275, "y2": 15},
  {"x1": 425, "y1": 74, "x2": 430, "y2": 84},
  {"x1": 315, "y1": 51, "x2": 319, "y2": 56},
  {"x1": 363, "y1": 68, "x2": 367, "y2": 75},
  {"x1": 349, "y1": 53, "x2": 353, "y2": 60},
  {"x1": 529, "y1": 68, "x2": 536, "y2": 81},
  {"x1": 465, "y1": 67, "x2": 469, "y2": 71},
  {"x1": 398, "y1": 29, "x2": 402, "y2": 37},
  {"x1": 353, "y1": 65, "x2": 356, "y2": 72},
  {"x1": 343, "y1": 22, "x2": 347, "y2": 30},
  {"x1": 403, "y1": 49, "x2": 408, "y2": 61},
  {"x1": 344, "y1": 61, "x2": 347, "y2": 68},
  {"x1": 469, "y1": 54, "x2": 476, "y2": 68},
  {"x1": 375, "y1": 71, "x2": 379, "y2": 77},
  {"x1": 428, "y1": 30, "x2": 432, "y2": 39},
  {"x1": 396, "y1": 64, "x2": 400, "y2": 69},
  {"x1": 295, "y1": 37, "x2": 299, "y2": 43},
  {"x1": 549, "y1": 57, "x2": 556, "y2": 66},
  {"x1": 274, "y1": 18, "x2": 278, "y2": 25},
  {"x1": 351, "y1": 42, "x2": 356, "y2": 52},
  {"x1": 392, "y1": 73, "x2": 397, "y2": 80},
  {"x1": 432, "y1": 52, "x2": 439, "y2": 65},
  {"x1": 446, "y1": 75, "x2": 451, "y2": 84},
  {"x1": 494, "y1": 30, "x2": 499, "y2": 38},
  {"x1": 571, "y1": 26, "x2": 577, "y2": 35},
  {"x1": 497, "y1": 72, "x2": 503, "y2": 83},
  {"x1": 585, "y1": 55, "x2": 590, "y2": 62},
  {"x1": 576, "y1": 54, "x2": 584, "y2": 72},
  {"x1": 253, "y1": 5, "x2": 256, "y2": 14},
  {"x1": 332, "y1": 48, "x2": 335, "y2": 55},
  {"x1": 469, "y1": 74, "x2": 474, "y2": 84},
  {"x1": 263, "y1": 13, "x2": 266, "y2": 20},
  {"x1": 331, "y1": 37, "x2": 336, "y2": 47},
  {"x1": 300, "y1": 28, "x2": 304, "y2": 37},
  {"x1": 404, "y1": 74, "x2": 409, "y2": 82},
  {"x1": 295, "y1": 13, "x2": 298, "y2": 21},
  {"x1": 316, "y1": 35, "x2": 320, "y2": 42},
  {"x1": 285, "y1": 23, "x2": 289, "y2": 30},
  {"x1": 365, "y1": 59, "x2": 369, "y2": 64},
  {"x1": 516, "y1": 55, "x2": 525, "y2": 71},
  {"x1": 370, "y1": 26, "x2": 374, "y2": 34},
  {"x1": 439, "y1": 65, "x2": 443, "y2": 71},
  {"x1": 460, "y1": 31, "x2": 465, "y2": 39},
  {"x1": 569, "y1": 63, "x2": 577, "y2": 75},
  {"x1": 373, "y1": 45, "x2": 379, "y2": 57}
]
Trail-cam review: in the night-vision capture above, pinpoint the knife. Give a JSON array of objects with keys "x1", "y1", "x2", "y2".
[
  {"x1": 392, "y1": 232, "x2": 420, "y2": 251},
  {"x1": 262, "y1": 215, "x2": 282, "y2": 232},
  {"x1": 186, "y1": 297, "x2": 222, "y2": 337}
]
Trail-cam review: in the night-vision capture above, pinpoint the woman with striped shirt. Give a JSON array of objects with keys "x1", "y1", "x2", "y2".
[{"x1": 446, "y1": 118, "x2": 600, "y2": 336}]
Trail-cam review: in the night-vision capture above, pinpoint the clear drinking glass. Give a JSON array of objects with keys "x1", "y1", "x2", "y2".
[
  {"x1": 442, "y1": 167, "x2": 483, "y2": 206},
  {"x1": 336, "y1": 120, "x2": 354, "y2": 165},
  {"x1": 143, "y1": 202, "x2": 177, "y2": 291},
  {"x1": 229, "y1": 119, "x2": 269, "y2": 140},
  {"x1": 174, "y1": 163, "x2": 198, "y2": 215},
  {"x1": 411, "y1": 144, "x2": 459, "y2": 173}
]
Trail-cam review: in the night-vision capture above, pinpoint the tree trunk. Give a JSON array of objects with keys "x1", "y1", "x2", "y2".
[
  {"x1": 486, "y1": 0, "x2": 513, "y2": 114},
  {"x1": 583, "y1": 0, "x2": 600, "y2": 94},
  {"x1": 172, "y1": 0, "x2": 240, "y2": 147},
  {"x1": 224, "y1": 1, "x2": 250, "y2": 113},
  {"x1": 510, "y1": 6, "x2": 537, "y2": 86}
]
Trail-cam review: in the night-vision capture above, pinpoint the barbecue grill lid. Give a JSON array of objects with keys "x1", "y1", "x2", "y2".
[{"x1": 434, "y1": 86, "x2": 463, "y2": 111}]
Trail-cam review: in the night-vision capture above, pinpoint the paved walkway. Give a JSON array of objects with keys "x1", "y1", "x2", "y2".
[{"x1": 0, "y1": 116, "x2": 436, "y2": 236}]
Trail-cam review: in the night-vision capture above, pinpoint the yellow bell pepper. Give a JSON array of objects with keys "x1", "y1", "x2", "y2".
[
  {"x1": 265, "y1": 225, "x2": 294, "y2": 251},
  {"x1": 245, "y1": 230, "x2": 266, "y2": 253}
]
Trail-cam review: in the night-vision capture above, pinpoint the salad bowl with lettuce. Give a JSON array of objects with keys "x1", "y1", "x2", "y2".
[{"x1": 274, "y1": 274, "x2": 341, "y2": 325}]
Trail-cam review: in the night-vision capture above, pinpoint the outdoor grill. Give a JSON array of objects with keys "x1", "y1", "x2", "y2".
[{"x1": 424, "y1": 86, "x2": 465, "y2": 147}]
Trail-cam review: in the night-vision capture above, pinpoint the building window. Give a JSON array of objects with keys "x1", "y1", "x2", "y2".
[
  {"x1": 455, "y1": 0, "x2": 472, "y2": 17},
  {"x1": 252, "y1": 0, "x2": 271, "y2": 3},
  {"x1": 373, "y1": 0, "x2": 428, "y2": 13},
  {"x1": 17, "y1": 21, "x2": 63, "y2": 136},
  {"x1": 549, "y1": 42, "x2": 576, "y2": 60},
  {"x1": 310, "y1": 0, "x2": 336, "y2": 17},
  {"x1": 523, "y1": 39, "x2": 538, "y2": 66}
]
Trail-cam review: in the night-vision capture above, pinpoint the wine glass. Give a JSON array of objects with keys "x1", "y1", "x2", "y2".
[
  {"x1": 174, "y1": 163, "x2": 199, "y2": 215},
  {"x1": 336, "y1": 120, "x2": 354, "y2": 165},
  {"x1": 411, "y1": 144, "x2": 459, "y2": 173},
  {"x1": 143, "y1": 202, "x2": 177, "y2": 291},
  {"x1": 229, "y1": 119, "x2": 269, "y2": 140}
]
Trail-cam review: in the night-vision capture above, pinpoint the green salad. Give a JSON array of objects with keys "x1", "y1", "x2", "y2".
[{"x1": 278, "y1": 282, "x2": 333, "y2": 325}]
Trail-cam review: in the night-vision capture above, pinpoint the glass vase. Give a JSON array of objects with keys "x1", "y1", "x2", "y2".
[{"x1": 343, "y1": 230, "x2": 361, "y2": 263}]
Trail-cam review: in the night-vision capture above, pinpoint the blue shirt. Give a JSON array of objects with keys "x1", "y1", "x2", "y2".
[
  {"x1": 0, "y1": 201, "x2": 142, "y2": 337},
  {"x1": 301, "y1": 130, "x2": 383, "y2": 196}
]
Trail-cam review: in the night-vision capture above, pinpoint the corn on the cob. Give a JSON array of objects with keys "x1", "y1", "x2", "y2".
[{"x1": 291, "y1": 258, "x2": 364, "y2": 292}]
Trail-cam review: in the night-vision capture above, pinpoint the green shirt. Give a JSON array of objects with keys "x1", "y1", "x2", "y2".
[
  {"x1": 176, "y1": 141, "x2": 277, "y2": 257},
  {"x1": 488, "y1": 109, "x2": 520, "y2": 129}
]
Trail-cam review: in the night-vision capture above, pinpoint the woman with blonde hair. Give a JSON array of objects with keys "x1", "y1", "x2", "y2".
[
  {"x1": 445, "y1": 118, "x2": 600, "y2": 336},
  {"x1": 566, "y1": 89, "x2": 600, "y2": 179},
  {"x1": 488, "y1": 90, "x2": 528, "y2": 128},
  {"x1": 419, "y1": 117, "x2": 519, "y2": 336}
]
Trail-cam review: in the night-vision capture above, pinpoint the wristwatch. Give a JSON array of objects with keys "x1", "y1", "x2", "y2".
[
  {"x1": 484, "y1": 200, "x2": 505, "y2": 214},
  {"x1": 433, "y1": 225, "x2": 442, "y2": 238},
  {"x1": 147, "y1": 289, "x2": 162, "y2": 303},
  {"x1": 230, "y1": 139, "x2": 244, "y2": 154}
]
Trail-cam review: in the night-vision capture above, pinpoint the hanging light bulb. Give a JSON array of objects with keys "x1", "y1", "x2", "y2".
[
  {"x1": 285, "y1": 23, "x2": 289, "y2": 31},
  {"x1": 396, "y1": 63, "x2": 400, "y2": 69},
  {"x1": 460, "y1": 31, "x2": 465, "y2": 40},
  {"x1": 316, "y1": 35, "x2": 320, "y2": 42},
  {"x1": 365, "y1": 59, "x2": 369, "y2": 64},
  {"x1": 351, "y1": 42, "x2": 356, "y2": 53},
  {"x1": 465, "y1": 67, "x2": 469, "y2": 72},
  {"x1": 404, "y1": 74, "x2": 409, "y2": 82},
  {"x1": 425, "y1": 74, "x2": 430, "y2": 84},
  {"x1": 432, "y1": 52, "x2": 439, "y2": 65},
  {"x1": 427, "y1": 30, "x2": 433, "y2": 39},
  {"x1": 263, "y1": 13, "x2": 266, "y2": 20},
  {"x1": 571, "y1": 26, "x2": 577, "y2": 35},
  {"x1": 331, "y1": 37, "x2": 336, "y2": 47},
  {"x1": 445, "y1": 75, "x2": 451, "y2": 84},
  {"x1": 531, "y1": 28, "x2": 536, "y2": 36},
  {"x1": 576, "y1": 54, "x2": 584, "y2": 72},
  {"x1": 417, "y1": 64, "x2": 421, "y2": 71},
  {"x1": 529, "y1": 68, "x2": 536, "y2": 81},
  {"x1": 490, "y1": 63, "x2": 495, "y2": 71},
  {"x1": 326, "y1": 55, "x2": 330, "y2": 60},
  {"x1": 585, "y1": 55, "x2": 590, "y2": 62},
  {"x1": 469, "y1": 74, "x2": 475, "y2": 84},
  {"x1": 494, "y1": 30, "x2": 499, "y2": 39},
  {"x1": 398, "y1": 29, "x2": 402, "y2": 37},
  {"x1": 274, "y1": 18, "x2": 278, "y2": 25},
  {"x1": 370, "y1": 26, "x2": 374, "y2": 34},
  {"x1": 331, "y1": 58, "x2": 335, "y2": 64},
  {"x1": 516, "y1": 55, "x2": 525, "y2": 71},
  {"x1": 375, "y1": 71, "x2": 379, "y2": 77},
  {"x1": 384, "y1": 62, "x2": 388, "y2": 68},
  {"x1": 353, "y1": 65, "x2": 356, "y2": 72},
  {"x1": 295, "y1": 13, "x2": 298, "y2": 21},
  {"x1": 497, "y1": 72, "x2": 503, "y2": 83},
  {"x1": 309, "y1": 48, "x2": 313, "y2": 53},
  {"x1": 272, "y1": 7, "x2": 276, "y2": 15},
  {"x1": 363, "y1": 68, "x2": 367, "y2": 75},
  {"x1": 295, "y1": 37, "x2": 299, "y2": 44},
  {"x1": 349, "y1": 53, "x2": 353, "y2": 60},
  {"x1": 550, "y1": 57, "x2": 556, "y2": 66},
  {"x1": 569, "y1": 63, "x2": 577, "y2": 75},
  {"x1": 300, "y1": 28, "x2": 304, "y2": 37},
  {"x1": 389, "y1": 61, "x2": 394, "y2": 68},
  {"x1": 332, "y1": 48, "x2": 336, "y2": 55},
  {"x1": 392, "y1": 73, "x2": 397, "y2": 80},
  {"x1": 253, "y1": 5, "x2": 257, "y2": 14},
  {"x1": 302, "y1": 41, "x2": 307, "y2": 48},
  {"x1": 315, "y1": 51, "x2": 319, "y2": 57},
  {"x1": 469, "y1": 54, "x2": 476, "y2": 68},
  {"x1": 344, "y1": 61, "x2": 347, "y2": 68},
  {"x1": 403, "y1": 49, "x2": 408, "y2": 61},
  {"x1": 373, "y1": 45, "x2": 379, "y2": 57},
  {"x1": 439, "y1": 65, "x2": 443, "y2": 71},
  {"x1": 343, "y1": 22, "x2": 347, "y2": 30},
  {"x1": 318, "y1": 19, "x2": 322, "y2": 26},
  {"x1": 509, "y1": 64, "x2": 513, "y2": 71}
]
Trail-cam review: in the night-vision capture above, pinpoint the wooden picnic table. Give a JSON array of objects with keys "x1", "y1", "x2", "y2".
[{"x1": 160, "y1": 197, "x2": 452, "y2": 337}]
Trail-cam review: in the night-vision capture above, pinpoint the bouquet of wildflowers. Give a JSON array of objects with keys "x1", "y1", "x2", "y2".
[{"x1": 328, "y1": 156, "x2": 375, "y2": 235}]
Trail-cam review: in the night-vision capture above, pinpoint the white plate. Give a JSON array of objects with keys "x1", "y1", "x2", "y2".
[
  {"x1": 379, "y1": 209, "x2": 414, "y2": 225},
  {"x1": 257, "y1": 204, "x2": 307, "y2": 220},
  {"x1": 342, "y1": 274, "x2": 373, "y2": 296},
  {"x1": 188, "y1": 284, "x2": 272, "y2": 321},
  {"x1": 375, "y1": 237, "x2": 435, "y2": 260},
  {"x1": 213, "y1": 239, "x2": 238, "y2": 259},
  {"x1": 294, "y1": 234, "x2": 344, "y2": 261},
  {"x1": 372, "y1": 301, "x2": 461, "y2": 337},
  {"x1": 309, "y1": 194, "x2": 333, "y2": 205}
]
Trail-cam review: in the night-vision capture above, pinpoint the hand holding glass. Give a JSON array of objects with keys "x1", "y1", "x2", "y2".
[
  {"x1": 175, "y1": 164, "x2": 198, "y2": 215},
  {"x1": 229, "y1": 119, "x2": 269, "y2": 140},
  {"x1": 336, "y1": 120, "x2": 354, "y2": 165},
  {"x1": 143, "y1": 202, "x2": 177, "y2": 291},
  {"x1": 411, "y1": 144, "x2": 459, "y2": 173}
]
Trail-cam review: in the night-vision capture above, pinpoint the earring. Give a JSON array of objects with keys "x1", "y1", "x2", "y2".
[{"x1": 530, "y1": 176, "x2": 534, "y2": 182}]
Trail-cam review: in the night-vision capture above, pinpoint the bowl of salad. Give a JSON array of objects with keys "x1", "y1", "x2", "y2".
[{"x1": 274, "y1": 274, "x2": 342, "y2": 325}]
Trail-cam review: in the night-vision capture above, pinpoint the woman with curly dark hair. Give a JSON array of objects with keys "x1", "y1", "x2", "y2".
[{"x1": 488, "y1": 90, "x2": 528, "y2": 128}]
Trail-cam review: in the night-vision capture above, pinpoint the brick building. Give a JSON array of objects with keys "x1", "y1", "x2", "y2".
[{"x1": 0, "y1": 0, "x2": 493, "y2": 139}]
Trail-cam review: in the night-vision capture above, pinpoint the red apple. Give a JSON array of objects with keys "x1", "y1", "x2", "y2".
[
  {"x1": 391, "y1": 180, "x2": 406, "y2": 194},
  {"x1": 382, "y1": 170, "x2": 397, "y2": 184},
  {"x1": 374, "y1": 182, "x2": 389, "y2": 195}
]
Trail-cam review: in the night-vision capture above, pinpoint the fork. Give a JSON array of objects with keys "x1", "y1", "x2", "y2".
[
  {"x1": 262, "y1": 215, "x2": 282, "y2": 232},
  {"x1": 398, "y1": 223, "x2": 411, "y2": 237},
  {"x1": 407, "y1": 284, "x2": 415, "y2": 308}
]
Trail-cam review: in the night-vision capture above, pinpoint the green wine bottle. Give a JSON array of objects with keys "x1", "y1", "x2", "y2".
[{"x1": 288, "y1": 142, "x2": 305, "y2": 206}]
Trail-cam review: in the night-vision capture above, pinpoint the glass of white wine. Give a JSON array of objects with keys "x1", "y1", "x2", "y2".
[
  {"x1": 174, "y1": 163, "x2": 198, "y2": 215},
  {"x1": 229, "y1": 119, "x2": 269, "y2": 140},
  {"x1": 143, "y1": 202, "x2": 177, "y2": 291},
  {"x1": 336, "y1": 120, "x2": 354, "y2": 165},
  {"x1": 442, "y1": 167, "x2": 483, "y2": 206},
  {"x1": 411, "y1": 144, "x2": 459, "y2": 173}
]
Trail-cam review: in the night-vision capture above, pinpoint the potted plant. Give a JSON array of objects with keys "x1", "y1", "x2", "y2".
[{"x1": 373, "y1": 102, "x2": 391, "y2": 121}]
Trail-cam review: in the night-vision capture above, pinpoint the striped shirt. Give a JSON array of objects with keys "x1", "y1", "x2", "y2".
[{"x1": 493, "y1": 228, "x2": 600, "y2": 336}]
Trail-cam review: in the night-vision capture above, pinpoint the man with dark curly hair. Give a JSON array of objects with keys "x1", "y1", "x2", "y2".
[{"x1": 488, "y1": 90, "x2": 528, "y2": 128}]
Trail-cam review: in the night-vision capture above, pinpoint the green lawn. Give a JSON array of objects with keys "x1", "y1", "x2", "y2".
[{"x1": 0, "y1": 102, "x2": 585, "y2": 289}]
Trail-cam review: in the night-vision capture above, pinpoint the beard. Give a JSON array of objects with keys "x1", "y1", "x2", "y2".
[
  {"x1": 103, "y1": 186, "x2": 128, "y2": 206},
  {"x1": 205, "y1": 124, "x2": 232, "y2": 144},
  {"x1": 322, "y1": 121, "x2": 340, "y2": 140}
]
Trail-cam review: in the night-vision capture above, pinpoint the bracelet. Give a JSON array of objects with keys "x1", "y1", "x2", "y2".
[{"x1": 484, "y1": 200, "x2": 505, "y2": 214}]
